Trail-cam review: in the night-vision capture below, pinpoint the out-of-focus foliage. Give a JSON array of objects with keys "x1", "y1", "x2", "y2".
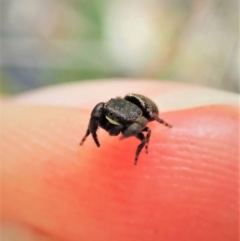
[{"x1": 0, "y1": 0, "x2": 238, "y2": 94}]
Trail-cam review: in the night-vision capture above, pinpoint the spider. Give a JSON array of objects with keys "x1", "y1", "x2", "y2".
[{"x1": 80, "y1": 93, "x2": 172, "y2": 165}]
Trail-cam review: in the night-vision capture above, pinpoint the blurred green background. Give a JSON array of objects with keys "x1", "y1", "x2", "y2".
[{"x1": 1, "y1": 0, "x2": 238, "y2": 94}]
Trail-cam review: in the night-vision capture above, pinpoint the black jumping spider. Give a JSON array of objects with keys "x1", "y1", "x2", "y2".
[{"x1": 80, "y1": 93, "x2": 172, "y2": 165}]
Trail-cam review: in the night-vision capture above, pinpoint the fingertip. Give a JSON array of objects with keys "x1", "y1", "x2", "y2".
[{"x1": 2, "y1": 83, "x2": 238, "y2": 241}]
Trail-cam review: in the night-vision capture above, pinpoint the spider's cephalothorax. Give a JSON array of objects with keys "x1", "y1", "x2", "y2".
[{"x1": 80, "y1": 94, "x2": 172, "y2": 165}]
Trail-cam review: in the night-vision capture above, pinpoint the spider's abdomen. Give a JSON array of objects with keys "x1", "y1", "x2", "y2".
[{"x1": 124, "y1": 93, "x2": 159, "y2": 120}]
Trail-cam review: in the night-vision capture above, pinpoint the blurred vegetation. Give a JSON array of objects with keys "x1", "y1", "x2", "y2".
[{"x1": 0, "y1": 0, "x2": 238, "y2": 94}]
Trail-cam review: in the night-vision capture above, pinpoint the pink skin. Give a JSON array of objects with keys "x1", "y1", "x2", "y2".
[{"x1": 1, "y1": 80, "x2": 239, "y2": 241}]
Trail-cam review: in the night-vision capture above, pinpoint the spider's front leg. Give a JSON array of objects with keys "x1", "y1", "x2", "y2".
[
  {"x1": 134, "y1": 132, "x2": 146, "y2": 165},
  {"x1": 142, "y1": 126, "x2": 151, "y2": 153},
  {"x1": 80, "y1": 102, "x2": 105, "y2": 147},
  {"x1": 121, "y1": 116, "x2": 148, "y2": 138}
]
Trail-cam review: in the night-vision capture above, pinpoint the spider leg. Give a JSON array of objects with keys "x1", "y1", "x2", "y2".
[
  {"x1": 134, "y1": 132, "x2": 147, "y2": 165},
  {"x1": 80, "y1": 102, "x2": 105, "y2": 147},
  {"x1": 142, "y1": 127, "x2": 151, "y2": 153},
  {"x1": 80, "y1": 116, "x2": 100, "y2": 147},
  {"x1": 121, "y1": 116, "x2": 148, "y2": 138},
  {"x1": 89, "y1": 118, "x2": 101, "y2": 147},
  {"x1": 80, "y1": 128, "x2": 90, "y2": 145},
  {"x1": 153, "y1": 114, "x2": 172, "y2": 128}
]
